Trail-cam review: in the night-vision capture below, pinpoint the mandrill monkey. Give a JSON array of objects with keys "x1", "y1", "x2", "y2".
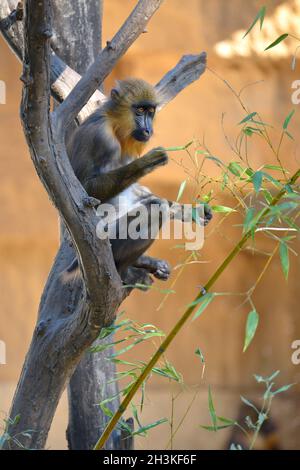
[{"x1": 67, "y1": 78, "x2": 212, "y2": 283}]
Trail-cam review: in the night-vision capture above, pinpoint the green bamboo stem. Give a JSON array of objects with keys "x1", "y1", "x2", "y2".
[{"x1": 94, "y1": 168, "x2": 300, "y2": 450}]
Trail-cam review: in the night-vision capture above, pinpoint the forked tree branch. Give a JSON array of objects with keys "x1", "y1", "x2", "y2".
[
  {"x1": 54, "y1": 0, "x2": 164, "y2": 128},
  {"x1": 1, "y1": 0, "x2": 208, "y2": 450},
  {"x1": 0, "y1": 0, "x2": 206, "y2": 123}
]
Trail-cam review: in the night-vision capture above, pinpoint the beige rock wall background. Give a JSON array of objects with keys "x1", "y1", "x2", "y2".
[{"x1": 1, "y1": 0, "x2": 300, "y2": 449}]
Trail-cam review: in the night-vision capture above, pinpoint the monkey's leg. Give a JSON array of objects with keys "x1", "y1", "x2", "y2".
[
  {"x1": 84, "y1": 147, "x2": 168, "y2": 202},
  {"x1": 133, "y1": 255, "x2": 170, "y2": 281},
  {"x1": 111, "y1": 195, "x2": 169, "y2": 276}
]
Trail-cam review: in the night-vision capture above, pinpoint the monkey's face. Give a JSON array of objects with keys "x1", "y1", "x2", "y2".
[{"x1": 131, "y1": 102, "x2": 156, "y2": 143}]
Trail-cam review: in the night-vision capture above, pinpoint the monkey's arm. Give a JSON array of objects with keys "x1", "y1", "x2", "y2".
[{"x1": 84, "y1": 147, "x2": 168, "y2": 202}]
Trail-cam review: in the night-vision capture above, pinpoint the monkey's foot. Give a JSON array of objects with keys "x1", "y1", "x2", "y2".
[
  {"x1": 133, "y1": 255, "x2": 171, "y2": 281},
  {"x1": 152, "y1": 259, "x2": 171, "y2": 281}
]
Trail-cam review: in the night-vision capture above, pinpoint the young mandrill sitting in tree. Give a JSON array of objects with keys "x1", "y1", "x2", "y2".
[{"x1": 66, "y1": 78, "x2": 212, "y2": 284}]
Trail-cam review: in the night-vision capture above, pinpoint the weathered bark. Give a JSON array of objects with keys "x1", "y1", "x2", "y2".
[
  {"x1": 0, "y1": 0, "x2": 207, "y2": 450},
  {"x1": 3, "y1": 0, "x2": 162, "y2": 450},
  {"x1": 51, "y1": 0, "x2": 122, "y2": 450}
]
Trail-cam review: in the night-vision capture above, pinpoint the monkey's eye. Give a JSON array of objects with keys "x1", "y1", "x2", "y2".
[
  {"x1": 148, "y1": 107, "x2": 155, "y2": 115},
  {"x1": 136, "y1": 107, "x2": 145, "y2": 115}
]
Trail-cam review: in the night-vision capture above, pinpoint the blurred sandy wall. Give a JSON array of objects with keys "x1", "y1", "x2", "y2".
[{"x1": 0, "y1": 0, "x2": 300, "y2": 449}]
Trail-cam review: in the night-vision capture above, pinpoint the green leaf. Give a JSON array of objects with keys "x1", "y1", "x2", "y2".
[
  {"x1": 279, "y1": 241, "x2": 289, "y2": 280},
  {"x1": 243, "y1": 127, "x2": 254, "y2": 137},
  {"x1": 272, "y1": 383, "x2": 294, "y2": 395},
  {"x1": 243, "y1": 310, "x2": 259, "y2": 352},
  {"x1": 195, "y1": 347, "x2": 205, "y2": 363},
  {"x1": 222, "y1": 172, "x2": 229, "y2": 190},
  {"x1": 243, "y1": 6, "x2": 266, "y2": 38},
  {"x1": 131, "y1": 403, "x2": 143, "y2": 428},
  {"x1": 152, "y1": 362, "x2": 182, "y2": 383},
  {"x1": 205, "y1": 156, "x2": 224, "y2": 167},
  {"x1": 217, "y1": 416, "x2": 237, "y2": 426},
  {"x1": 190, "y1": 293, "x2": 215, "y2": 320},
  {"x1": 252, "y1": 171, "x2": 263, "y2": 193},
  {"x1": 264, "y1": 33, "x2": 289, "y2": 51},
  {"x1": 261, "y1": 172, "x2": 282, "y2": 188},
  {"x1": 211, "y1": 205, "x2": 236, "y2": 213},
  {"x1": 164, "y1": 141, "x2": 193, "y2": 151},
  {"x1": 239, "y1": 112, "x2": 257, "y2": 125},
  {"x1": 90, "y1": 338, "x2": 126, "y2": 353},
  {"x1": 132, "y1": 418, "x2": 168, "y2": 437},
  {"x1": 283, "y1": 109, "x2": 295, "y2": 130},
  {"x1": 100, "y1": 404, "x2": 114, "y2": 418},
  {"x1": 263, "y1": 382, "x2": 275, "y2": 400},
  {"x1": 176, "y1": 180, "x2": 187, "y2": 202},
  {"x1": 200, "y1": 424, "x2": 233, "y2": 431},
  {"x1": 208, "y1": 386, "x2": 217, "y2": 431},
  {"x1": 240, "y1": 396, "x2": 259, "y2": 414},
  {"x1": 262, "y1": 189, "x2": 273, "y2": 204},
  {"x1": 263, "y1": 164, "x2": 288, "y2": 171},
  {"x1": 243, "y1": 207, "x2": 255, "y2": 233},
  {"x1": 228, "y1": 161, "x2": 245, "y2": 177},
  {"x1": 265, "y1": 370, "x2": 280, "y2": 382}
]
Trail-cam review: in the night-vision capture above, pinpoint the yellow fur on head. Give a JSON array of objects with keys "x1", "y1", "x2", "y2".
[{"x1": 106, "y1": 79, "x2": 158, "y2": 158}]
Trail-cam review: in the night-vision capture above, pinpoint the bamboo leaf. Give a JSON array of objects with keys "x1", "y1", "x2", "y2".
[
  {"x1": 191, "y1": 293, "x2": 214, "y2": 320},
  {"x1": 208, "y1": 386, "x2": 217, "y2": 431},
  {"x1": 243, "y1": 6, "x2": 266, "y2": 38},
  {"x1": 240, "y1": 396, "x2": 259, "y2": 414},
  {"x1": 132, "y1": 418, "x2": 168, "y2": 436},
  {"x1": 263, "y1": 164, "x2": 288, "y2": 172},
  {"x1": 265, "y1": 33, "x2": 289, "y2": 51},
  {"x1": 279, "y1": 241, "x2": 290, "y2": 280},
  {"x1": 200, "y1": 424, "x2": 232, "y2": 431},
  {"x1": 176, "y1": 180, "x2": 187, "y2": 202},
  {"x1": 283, "y1": 109, "x2": 295, "y2": 130},
  {"x1": 165, "y1": 141, "x2": 193, "y2": 151},
  {"x1": 217, "y1": 416, "x2": 237, "y2": 426},
  {"x1": 228, "y1": 161, "x2": 244, "y2": 177},
  {"x1": 243, "y1": 127, "x2": 253, "y2": 137},
  {"x1": 195, "y1": 347, "x2": 205, "y2": 363},
  {"x1": 131, "y1": 403, "x2": 143, "y2": 428},
  {"x1": 252, "y1": 171, "x2": 263, "y2": 193},
  {"x1": 243, "y1": 310, "x2": 259, "y2": 352},
  {"x1": 265, "y1": 370, "x2": 280, "y2": 382},
  {"x1": 211, "y1": 205, "x2": 236, "y2": 213},
  {"x1": 239, "y1": 112, "x2": 257, "y2": 125},
  {"x1": 272, "y1": 383, "x2": 294, "y2": 395},
  {"x1": 243, "y1": 207, "x2": 256, "y2": 233}
]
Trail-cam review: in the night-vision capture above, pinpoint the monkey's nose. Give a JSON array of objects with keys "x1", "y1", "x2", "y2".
[{"x1": 143, "y1": 129, "x2": 151, "y2": 137}]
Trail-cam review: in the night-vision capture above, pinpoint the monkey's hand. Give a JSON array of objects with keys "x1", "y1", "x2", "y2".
[
  {"x1": 192, "y1": 204, "x2": 213, "y2": 226},
  {"x1": 203, "y1": 204, "x2": 213, "y2": 226},
  {"x1": 138, "y1": 147, "x2": 168, "y2": 176}
]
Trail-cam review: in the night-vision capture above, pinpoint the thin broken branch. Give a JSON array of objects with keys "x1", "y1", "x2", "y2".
[
  {"x1": 55, "y1": 0, "x2": 164, "y2": 128},
  {"x1": 0, "y1": 0, "x2": 22, "y2": 30},
  {"x1": 0, "y1": 1, "x2": 206, "y2": 124}
]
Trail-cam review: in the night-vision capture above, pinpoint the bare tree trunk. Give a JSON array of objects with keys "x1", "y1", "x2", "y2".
[
  {"x1": 51, "y1": 0, "x2": 121, "y2": 450},
  {"x1": 0, "y1": 0, "x2": 206, "y2": 450}
]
